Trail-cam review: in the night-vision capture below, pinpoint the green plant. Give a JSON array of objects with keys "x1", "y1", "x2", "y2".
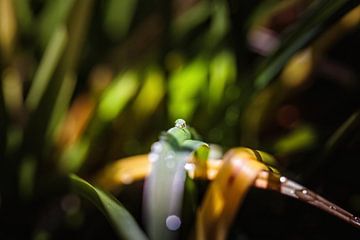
[
  {"x1": 0, "y1": 0, "x2": 359, "y2": 239},
  {"x1": 70, "y1": 120, "x2": 359, "y2": 239}
]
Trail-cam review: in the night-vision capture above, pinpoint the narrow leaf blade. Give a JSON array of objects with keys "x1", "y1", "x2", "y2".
[{"x1": 70, "y1": 174, "x2": 148, "y2": 240}]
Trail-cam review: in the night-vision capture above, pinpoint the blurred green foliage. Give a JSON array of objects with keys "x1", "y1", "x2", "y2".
[{"x1": 0, "y1": 0, "x2": 360, "y2": 239}]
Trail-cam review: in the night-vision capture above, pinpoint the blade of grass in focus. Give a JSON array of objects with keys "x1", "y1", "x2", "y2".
[
  {"x1": 70, "y1": 174, "x2": 148, "y2": 240},
  {"x1": 144, "y1": 121, "x2": 209, "y2": 240}
]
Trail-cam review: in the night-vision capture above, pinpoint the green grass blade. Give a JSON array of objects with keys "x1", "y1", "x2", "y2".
[
  {"x1": 13, "y1": 0, "x2": 33, "y2": 34},
  {"x1": 254, "y1": 0, "x2": 353, "y2": 90},
  {"x1": 144, "y1": 120, "x2": 209, "y2": 239},
  {"x1": 22, "y1": 0, "x2": 94, "y2": 172},
  {"x1": 168, "y1": 58, "x2": 208, "y2": 121},
  {"x1": 132, "y1": 67, "x2": 164, "y2": 119},
  {"x1": 324, "y1": 111, "x2": 360, "y2": 156},
  {"x1": 103, "y1": 0, "x2": 138, "y2": 40},
  {"x1": 0, "y1": 80, "x2": 6, "y2": 159},
  {"x1": 59, "y1": 70, "x2": 139, "y2": 173},
  {"x1": 208, "y1": 50, "x2": 236, "y2": 110},
  {"x1": 26, "y1": 26, "x2": 68, "y2": 111},
  {"x1": 98, "y1": 70, "x2": 139, "y2": 122},
  {"x1": 69, "y1": 174, "x2": 148, "y2": 240},
  {"x1": 46, "y1": 72, "x2": 75, "y2": 140},
  {"x1": 36, "y1": 0, "x2": 75, "y2": 48},
  {"x1": 202, "y1": 0, "x2": 230, "y2": 49},
  {"x1": 171, "y1": 1, "x2": 211, "y2": 41},
  {"x1": 273, "y1": 125, "x2": 317, "y2": 155}
]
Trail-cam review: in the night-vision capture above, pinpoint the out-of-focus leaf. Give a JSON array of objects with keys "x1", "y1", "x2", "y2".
[
  {"x1": 59, "y1": 137, "x2": 90, "y2": 173},
  {"x1": 13, "y1": 0, "x2": 33, "y2": 34},
  {"x1": 55, "y1": 94, "x2": 95, "y2": 149},
  {"x1": 324, "y1": 111, "x2": 360, "y2": 156},
  {"x1": 132, "y1": 67, "x2": 164, "y2": 119},
  {"x1": 36, "y1": 0, "x2": 75, "y2": 48},
  {"x1": 280, "y1": 48, "x2": 313, "y2": 88},
  {"x1": 2, "y1": 67, "x2": 22, "y2": 115},
  {"x1": 0, "y1": 81, "x2": 6, "y2": 158},
  {"x1": 208, "y1": 50, "x2": 236, "y2": 109},
  {"x1": 274, "y1": 125, "x2": 317, "y2": 155},
  {"x1": 59, "y1": 69, "x2": 138, "y2": 173},
  {"x1": 171, "y1": 1, "x2": 211, "y2": 41},
  {"x1": 202, "y1": 0, "x2": 230, "y2": 49},
  {"x1": 169, "y1": 58, "x2": 208, "y2": 121},
  {"x1": 95, "y1": 155, "x2": 150, "y2": 190},
  {"x1": 69, "y1": 174, "x2": 148, "y2": 240},
  {"x1": 98, "y1": 70, "x2": 139, "y2": 122},
  {"x1": 46, "y1": 72, "x2": 76, "y2": 140},
  {"x1": 26, "y1": 26, "x2": 68, "y2": 111},
  {"x1": 18, "y1": 155, "x2": 36, "y2": 199},
  {"x1": 103, "y1": 0, "x2": 138, "y2": 40},
  {"x1": 254, "y1": 0, "x2": 354, "y2": 90},
  {"x1": 0, "y1": 0, "x2": 17, "y2": 60},
  {"x1": 248, "y1": 0, "x2": 297, "y2": 28},
  {"x1": 304, "y1": 110, "x2": 360, "y2": 179},
  {"x1": 23, "y1": 0, "x2": 94, "y2": 171},
  {"x1": 241, "y1": 83, "x2": 280, "y2": 147},
  {"x1": 144, "y1": 121, "x2": 209, "y2": 240}
]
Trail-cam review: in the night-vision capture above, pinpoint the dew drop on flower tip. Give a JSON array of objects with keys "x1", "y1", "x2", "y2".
[{"x1": 175, "y1": 119, "x2": 186, "y2": 128}]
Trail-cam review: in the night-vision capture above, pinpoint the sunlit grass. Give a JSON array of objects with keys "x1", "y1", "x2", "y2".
[{"x1": 0, "y1": 0, "x2": 359, "y2": 239}]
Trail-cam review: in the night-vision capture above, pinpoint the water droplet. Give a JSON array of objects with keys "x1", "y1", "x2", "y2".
[
  {"x1": 166, "y1": 215, "x2": 181, "y2": 231},
  {"x1": 280, "y1": 176, "x2": 287, "y2": 183},
  {"x1": 329, "y1": 205, "x2": 336, "y2": 210},
  {"x1": 175, "y1": 119, "x2": 186, "y2": 128},
  {"x1": 295, "y1": 189, "x2": 315, "y2": 202},
  {"x1": 184, "y1": 163, "x2": 195, "y2": 171}
]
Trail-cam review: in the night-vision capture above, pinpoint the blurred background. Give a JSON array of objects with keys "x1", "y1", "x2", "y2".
[{"x1": 0, "y1": 0, "x2": 360, "y2": 239}]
